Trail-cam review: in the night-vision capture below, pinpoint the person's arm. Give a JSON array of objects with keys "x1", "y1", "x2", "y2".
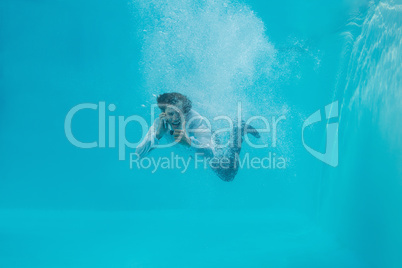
[
  {"x1": 135, "y1": 118, "x2": 161, "y2": 158},
  {"x1": 171, "y1": 115, "x2": 213, "y2": 157}
]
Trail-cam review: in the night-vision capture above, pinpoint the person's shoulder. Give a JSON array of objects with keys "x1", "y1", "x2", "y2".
[
  {"x1": 186, "y1": 109, "x2": 202, "y2": 122},
  {"x1": 186, "y1": 109, "x2": 209, "y2": 128},
  {"x1": 187, "y1": 109, "x2": 201, "y2": 118}
]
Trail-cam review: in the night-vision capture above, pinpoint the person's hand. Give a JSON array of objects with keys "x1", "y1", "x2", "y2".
[
  {"x1": 156, "y1": 112, "x2": 168, "y2": 140},
  {"x1": 173, "y1": 120, "x2": 191, "y2": 147}
]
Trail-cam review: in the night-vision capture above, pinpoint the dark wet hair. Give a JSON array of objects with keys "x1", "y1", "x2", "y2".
[{"x1": 156, "y1": 92, "x2": 192, "y2": 114}]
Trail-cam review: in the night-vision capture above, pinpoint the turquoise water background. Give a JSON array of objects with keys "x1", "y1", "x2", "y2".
[{"x1": 1, "y1": 0, "x2": 401, "y2": 267}]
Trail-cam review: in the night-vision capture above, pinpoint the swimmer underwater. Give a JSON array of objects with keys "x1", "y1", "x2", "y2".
[{"x1": 135, "y1": 92, "x2": 260, "y2": 181}]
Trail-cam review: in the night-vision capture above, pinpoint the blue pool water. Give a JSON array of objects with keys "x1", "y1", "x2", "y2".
[{"x1": 0, "y1": 0, "x2": 401, "y2": 267}]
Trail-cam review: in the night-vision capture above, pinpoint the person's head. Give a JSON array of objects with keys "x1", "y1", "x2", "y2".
[{"x1": 156, "y1": 92, "x2": 192, "y2": 127}]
